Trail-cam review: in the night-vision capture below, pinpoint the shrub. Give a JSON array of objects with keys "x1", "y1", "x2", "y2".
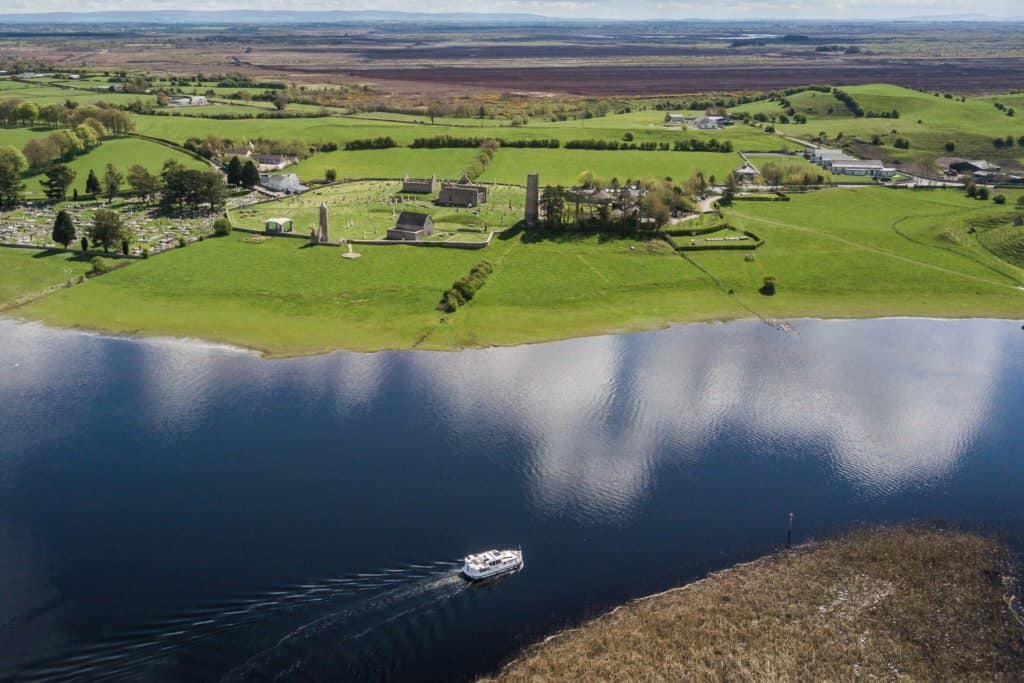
[
  {"x1": 213, "y1": 217, "x2": 232, "y2": 236},
  {"x1": 993, "y1": 194, "x2": 1006, "y2": 205},
  {"x1": 178, "y1": 236, "x2": 188, "y2": 248},
  {"x1": 975, "y1": 187, "x2": 990, "y2": 201},
  {"x1": 89, "y1": 256, "x2": 112, "y2": 275},
  {"x1": 325, "y1": 168, "x2": 337, "y2": 182},
  {"x1": 80, "y1": 236, "x2": 88, "y2": 252},
  {"x1": 121, "y1": 239, "x2": 129, "y2": 255},
  {"x1": 142, "y1": 248, "x2": 150, "y2": 259},
  {"x1": 437, "y1": 260, "x2": 494, "y2": 312},
  {"x1": 759, "y1": 275, "x2": 777, "y2": 296}
]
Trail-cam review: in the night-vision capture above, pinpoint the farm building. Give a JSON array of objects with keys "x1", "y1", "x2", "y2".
[
  {"x1": 686, "y1": 115, "x2": 729, "y2": 130},
  {"x1": 436, "y1": 175, "x2": 488, "y2": 208},
  {"x1": 829, "y1": 160, "x2": 896, "y2": 178},
  {"x1": 259, "y1": 173, "x2": 308, "y2": 194},
  {"x1": 733, "y1": 163, "x2": 761, "y2": 182},
  {"x1": 264, "y1": 217, "x2": 294, "y2": 234},
  {"x1": 665, "y1": 114, "x2": 686, "y2": 125},
  {"x1": 255, "y1": 155, "x2": 296, "y2": 172},
  {"x1": 402, "y1": 175, "x2": 439, "y2": 194},
  {"x1": 387, "y1": 212, "x2": 434, "y2": 241},
  {"x1": 940, "y1": 158, "x2": 1002, "y2": 174},
  {"x1": 168, "y1": 95, "x2": 209, "y2": 107}
]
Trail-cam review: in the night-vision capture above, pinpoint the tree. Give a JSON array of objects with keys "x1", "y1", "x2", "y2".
[
  {"x1": 41, "y1": 164, "x2": 76, "y2": 201},
  {"x1": 52, "y1": 209, "x2": 76, "y2": 247},
  {"x1": 721, "y1": 173, "x2": 740, "y2": 206},
  {"x1": 88, "y1": 208, "x2": 128, "y2": 252},
  {"x1": 325, "y1": 168, "x2": 337, "y2": 182},
  {"x1": 103, "y1": 163, "x2": 123, "y2": 202},
  {"x1": 993, "y1": 194, "x2": 1006, "y2": 205},
  {"x1": 85, "y1": 169, "x2": 102, "y2": 196},
  {"x1": 975, "y1": 186, "x2": 990, "y2": 201},
  {"x1": 14, "y1": 101, "x2": 38, "y2": 125},
  {"x1": 22, "y1": 136, "x2": 60, "y2": 169},
  {"x1": 226, "y1": 155, "x2": 243, "y2": 186},
  {"x1": 126, "y1": 164, "x2": 160, "y2": 201},
  {"x1": 212, "y1": 217, "x2": 232, "y2": 236},
  {"x1": 944, "y1": 141, "x2": 956, "y2": 153},
  {"x1": 272, "y1": 92, "x2": 289, "y2": 111},
  {"x1": 0, "y1": 145, "x2": 28, "y2": 207},
  {"x1": 240, "y1": 159, "x2": 260, "y2": 188},
  {"x1": 540, "y1": 185, "x2": 565, "y2": 228}
]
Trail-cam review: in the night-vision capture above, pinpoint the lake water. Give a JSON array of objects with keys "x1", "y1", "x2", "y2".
[{"x1": 1, "y1": 317, "x2": 1022, "y2": 682}]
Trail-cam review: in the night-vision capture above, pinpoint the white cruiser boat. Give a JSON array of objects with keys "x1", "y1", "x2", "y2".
[{"x1": 462, "y1": 549, "x2": 524, "y2": 581}]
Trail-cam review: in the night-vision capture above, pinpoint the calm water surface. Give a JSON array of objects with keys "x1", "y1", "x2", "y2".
[{"x1": 0, "y1": 317, "x2": 1022, "y2": 681}]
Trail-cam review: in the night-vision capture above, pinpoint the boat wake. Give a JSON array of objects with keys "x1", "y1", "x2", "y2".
[
  {"x1": 13, "y1": 560, "x2": 463, "y2": 683},
  {"x1": 221, "y1": 571, "x2": 470, "y2": 682}
]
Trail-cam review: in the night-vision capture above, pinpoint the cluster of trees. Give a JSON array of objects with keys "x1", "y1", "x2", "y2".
[
  {"x1": 22, "y1": 120, "x2": 106, "y2": 170},
  {"x1": 410, "y1": 135, "x2": 491, "y2": 149},
  {"x1": 539, "y1": 175, "x2": 696, "y2": 232},
  {"x1": 0, "y1": 99, "x2": 133, "y2": 134},
  {"x1": 343, "y1": 137, "x2": 398, "y2": 151},
  {"x1": 653, "y1": 94, "x2": 764, "y2": 111},
  {"x1": 564, "y1": 138, "x2": 734, "y2": 153},
  {"x1": 465, "y1": 140, "x2": 499, "y2": 181},
  {"x1": 495, "y1": 138, "x2": 560, "y2": 149},
  {"x1": 159, "y1": 160, "x2": 227, "y2": 213},
  {"x1": 438, "y1": 260, "x2": 494, "y2": 313},
  {"x1": 49, "y1": 208, "x2": 131, "y2": 253},
  {"x1": 993, "y1": 136, "x2": 1024, "y2": 149},
  {"x1": 993, "y1": 102, "x2": 1016, "y2": 117},
  {"x1": 815, "y1": 45, "x2": 861, "y2": 54},
  {"x1": 832, "y1": 89, "x2": 866, "y2": 118},
  {"x1": 759, "y1": 162, "x2": 830, "y2": 187},
  {"x1": 184, "y1": 135, "x2": 310, "y2": 160},
  {"x1": 965, "y1": 182, "x2": 990, "y2": 201},
  {"x1": 225, "y1": 156, "x2": 261, "y2": 188}
]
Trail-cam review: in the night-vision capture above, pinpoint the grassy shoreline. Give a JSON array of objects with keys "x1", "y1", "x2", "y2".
[
  {"x1": 4, "y1": 186, "x2": 1023, "y2": 357},
  {"x1": 483, "y1": 526, "x2": 1024, "y2": 682}
]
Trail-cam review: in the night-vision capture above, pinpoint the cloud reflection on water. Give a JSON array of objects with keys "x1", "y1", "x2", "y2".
[{"x1": 416, "y1": 319, "x2": 1005, "y2": 517}]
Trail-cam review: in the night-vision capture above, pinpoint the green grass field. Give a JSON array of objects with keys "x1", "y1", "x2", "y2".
[
  {"x1": 13, "y1": 187, "x2": 1024, "y2": 355},
  {"x1": 481, "y1": 149, "x2": 741, "y2": 186},
  {"x1": 289, "y1": 148, "x2": 481, "y2": 183},
  {"x1": 22, "y1": 137, "x2": 208, "y2": 198},
  {"x1": 0, "y1": 248, "x2": 92, "y2": 308}
]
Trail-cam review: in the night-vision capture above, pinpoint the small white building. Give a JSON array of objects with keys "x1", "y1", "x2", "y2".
[
  {"x1": 665, "y1": 114, "x2": 685, "y2": 125},
  {"x1": 259, "y1": 173, "x2": 308, "y2": 194},
  {"x1": 688, "y1": 115, "x2": 728, "y2": 130},
  {"x1": 255, "y1": 154, "x2": 295, "y2": 172},
  {"x1": 168, "y1": 95, "x2": 209, "y2": 107}
]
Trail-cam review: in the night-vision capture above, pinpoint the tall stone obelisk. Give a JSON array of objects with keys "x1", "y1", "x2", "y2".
[
  {"x1": 525, "y1": 173, "x2": 539, "y2": 225},
  {"x1": 318, "y1": 202, "x2": 329, "y2": 243}
]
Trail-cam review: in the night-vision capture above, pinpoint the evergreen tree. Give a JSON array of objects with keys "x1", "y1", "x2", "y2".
[
  {"x1": 52, "y1": 209, "x2": 76, "y2": 247},
  {"x1": 240, "y1": 159, "x2": 260, "y2": 188},
  {"x1": 42, "y1": 164, "x2": 76, "y2": 201},
  {"x1": 226, "y1": 155, "x2": 243, "y2": 186},
  {"x1": 85, "y1": 168, "x2": 102, "y2": 196}
]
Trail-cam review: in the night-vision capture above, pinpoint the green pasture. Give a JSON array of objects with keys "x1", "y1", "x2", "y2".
[
  {"x1": 0, "y1": 247, "x2": 92, "y2": 308},
  {"x1": 289, "y1": 148, "x2": 480, "y2": 183},
  {"x1": 21, "y1": 137, "x2": 208, "y2": 198},
  {"x1": 15, "y1": 187, "x2": 1023, "y2": 355},
  {"x1": 480, "y1": 148, "x2": 741, "y2": 186},
  {"x1": 230, "y1": 180, "x2": 525, "y2": 241}
]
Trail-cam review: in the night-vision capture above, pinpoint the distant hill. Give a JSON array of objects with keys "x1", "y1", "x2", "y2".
[{"x1": 0, "y1": 10, "x2": 552, "y2": 24}]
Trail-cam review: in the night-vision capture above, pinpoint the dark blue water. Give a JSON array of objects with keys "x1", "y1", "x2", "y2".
[{"x1": 0, "y1": 317, "x2": 1022, "y2": 682}]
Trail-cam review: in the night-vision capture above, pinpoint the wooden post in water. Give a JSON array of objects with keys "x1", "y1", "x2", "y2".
[{"x1": 786, "y1": 512, "x2": 794, "y2": 549}]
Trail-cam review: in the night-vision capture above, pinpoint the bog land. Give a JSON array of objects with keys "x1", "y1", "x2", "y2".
[{"x1": 481, "y1": 525, "x2": 1024, "y2": 682}]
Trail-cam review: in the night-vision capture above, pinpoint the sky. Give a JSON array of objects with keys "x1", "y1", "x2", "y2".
[{"x1": 0, "y1": 0, "x2": 1022, "y2": 19}]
